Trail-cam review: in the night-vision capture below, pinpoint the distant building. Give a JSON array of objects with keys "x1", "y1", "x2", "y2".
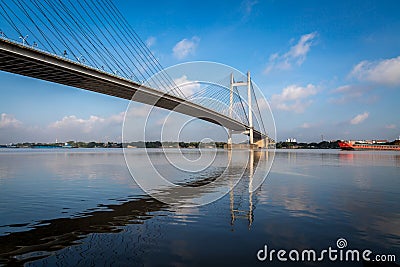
[{"x1": 285, "y1": 138, "x2": 297, "y2": 143}]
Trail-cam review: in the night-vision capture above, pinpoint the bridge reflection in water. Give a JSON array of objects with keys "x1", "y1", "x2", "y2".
[
  {"x1": 230, "y1": 150, "x2": 269, "y2": 229},
  {"x1": 0, "y1": 150, "x2": 272, "y2": 266}
]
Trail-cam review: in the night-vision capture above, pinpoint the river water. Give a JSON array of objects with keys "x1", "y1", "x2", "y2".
[{"x1": 0, "y1": 148, "x2": 399, "y2": 266}]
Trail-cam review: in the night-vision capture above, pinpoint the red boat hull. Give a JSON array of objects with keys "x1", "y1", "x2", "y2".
[{"x1": 338, "y1": 141, "x2": 400, "y2": 151}]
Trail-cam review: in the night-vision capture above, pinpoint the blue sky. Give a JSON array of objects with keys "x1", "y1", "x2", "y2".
[{"x1": 0, "y1": 0, "x2": 399, "y2": 143}]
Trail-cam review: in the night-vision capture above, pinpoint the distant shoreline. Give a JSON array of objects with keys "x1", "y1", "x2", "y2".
[{"x1": 2, "y1": 139, "x2": 399, "y2": 150}]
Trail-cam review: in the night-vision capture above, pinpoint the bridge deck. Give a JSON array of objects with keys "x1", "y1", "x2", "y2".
[{"x1": 0, "y1": 38, "x2": 266, "y2": 140}]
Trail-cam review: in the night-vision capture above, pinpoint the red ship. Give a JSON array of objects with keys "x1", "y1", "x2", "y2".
[{"x1": 338, "y1": 141, "x2": 400, "y2": 151}]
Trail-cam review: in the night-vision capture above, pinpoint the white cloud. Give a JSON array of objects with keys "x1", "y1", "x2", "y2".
[
  {"x1": 48, "y1": 113, "x2": 125, "y2": 140},
  {"x1": 385, "y1": 124, "x2": 396, "y2": 129},
  {"x1": 329, "y1": 84, "x2": 368, "y2": 104},
  {"x1": 173, "y1": 37, "x2": 200, "y2": 60},
  {"x1": 285, "y1": 32, "x2": 317, "y2": 65},
  {"x1": 0, "y1": 113, "x2": 22, "y2": 128},
  {"x1": 50, "y1": 115, "x2": 104, "y2": 133},
  {"x1": 350, "y1": 112, "x2": 369, "y2": 125},
  {"x1": 271, "y1": 84, "x2": 317, "y2": 113},
  {"x1": 49, "y1": 113, "x2": 125, "y2": 130},
  {"x1": 108, "y1": 112, "x2": 125, "y2": 123},
  {"x1": 264, "y1": 32, "x2": 317, "y2": 74},
  {"x1": 173, "y1": 75, "x2": 200, "y2": 97},
  {"x1": 274, "y1": 100, "x2": 313, "y2": 113},
  {"x1": 332, "y1": 85, "x2": 353, "y2": 93},
  {"x1": 146, "y1": 36, "x2": 156, "y2": 48},
  {"x1": 350, "y1": 56, "x2": 400, "y2": 86},
  {"x1": 275, "y1": 84, "x2": 317, "y2": 101}
]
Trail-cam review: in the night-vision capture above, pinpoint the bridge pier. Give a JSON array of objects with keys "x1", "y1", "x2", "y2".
[
  {"x1": 254, "y1": 137, "x2": 269, "y2": 149},
  {"x1": 225, "y1": 138, "x2": 267, "y2": 149}
]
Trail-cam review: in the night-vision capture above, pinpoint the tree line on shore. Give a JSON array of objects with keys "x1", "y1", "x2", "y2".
[
  {"x1": 3, "y1": 139, "x2": 398, "y2": 149},
  {"x1": 276, "y1": 140, "x2": 340, "y2": 149},
  {"x1": 0, "y1": 141, "x2": 227, "y2": 149}
]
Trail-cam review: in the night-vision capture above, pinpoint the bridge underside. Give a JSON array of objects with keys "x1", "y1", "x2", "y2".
[{"x1": 0, "y1": 39, "x2": 266, "y2": 141}]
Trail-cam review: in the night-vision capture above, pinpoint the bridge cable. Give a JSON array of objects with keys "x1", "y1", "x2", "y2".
[
  {"x1": 234, "y1": 85, "x2": 249, "y2": 125},
  {"x1": 44, "y1": 0, "x2": 109, "y2": 69},
  {"x1": 50, "y1": 0, "x2": 130, "y2": 77},
  {"x1": 103, "y1": 0, "x2": 184, "y2": 96},
  {"x1": 80, "y1": 0, "x2": 155, "y2": 83},
  {"x1": 1, "y1": 0, "x2": 193, "y2": 99},
  {"x1": 0, "y1": 1, "x2": 25, "y2": 40},
  {"x1": 95, "y1": 0, "x2": 175, "y2": 95},
  {"x1": 191, "y1": 83, "x2": 228, "y2": 112},
  {"x1": 34, "y1": 0, "x2": 102, "y2": 66},
  {"x1": 187, "y1": 74, "x2": 230, "y2": 100},
  {"x1": 53, "y1": 0, "x2": 120, "y2": 74},
  {"x1": 103, "y1": 0, "x2": 187, "y2": 98},
  {"x1": 29, "y1": 0, "x2": 85, "y2": 62},
  {"x1": 10, "y1": 0, "x2": 56, "y2": 53},
  {"x1": 251, "y1": 82, "x2": 267, "y2": 135},
  {"x1": 62, "y1": 0, "x2": 137, "y2": 79},
  {"x1": 84, "y1": 0, "x2": 152, "y2": 82},
  {"x1": 75, "y1": 0, "x2": 137, "y2": 77},
  {"x1": 30, "y1": 0, "x2": 89, "y2": 61},
  {"x1": 0, "y1": 0, "x2": 38, "y2": 47}
]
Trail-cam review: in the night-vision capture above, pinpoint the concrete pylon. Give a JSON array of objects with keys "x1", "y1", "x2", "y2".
[
  {"x1": 227, "y1": 73, "x2": 234, "y2": 149},
  {"x1": 247, "y1": 71, "x2": 254, "y2": 146},
  {"x1": 226, "y1": 71, "x2": 259, "y2": 150}
]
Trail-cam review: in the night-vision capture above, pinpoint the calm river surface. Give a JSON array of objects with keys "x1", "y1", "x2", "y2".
[{"x1": 0, "y1": 148, "x2": 399, "y2": 266}]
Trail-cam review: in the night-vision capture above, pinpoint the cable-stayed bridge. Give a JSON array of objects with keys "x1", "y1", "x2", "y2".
[{"x1": 0, "y1": 0, "x2": 271, "y2": 147}]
